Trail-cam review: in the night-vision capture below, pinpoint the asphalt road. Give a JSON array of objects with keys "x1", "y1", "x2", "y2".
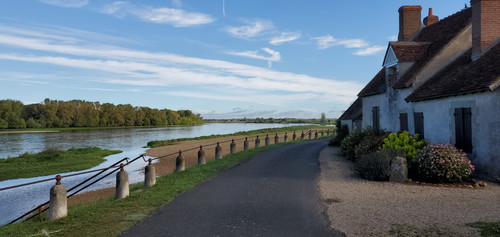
[{"x1": 120, "y1": 140, "x2": 344, "y2": 237}]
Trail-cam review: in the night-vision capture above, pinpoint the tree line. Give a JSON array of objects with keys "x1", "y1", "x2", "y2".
[{"x1": 0, "y1": 99, "x2": 203, "y2": 129}]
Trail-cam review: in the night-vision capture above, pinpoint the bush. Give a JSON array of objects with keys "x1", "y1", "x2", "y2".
[
  {"x1": 329, "y1": 120, "x2": 349, "y2": 146},
  {"x1": 416, "y1": 144, "x2": 474, "y2": 183},
  {"x1": 354, "y1": 132, "x2": 390, "y2": 158},
  {"x1": 355, "y1": 148, "x2": 406, "y2": 181},
  {"x1": 341, "y1": 127, "x2": 386, "y2": 161},
  {"x1": 382, "y1": 131, "x2": 426, "y2": 164},
  {"x1": 341, "y1": 129, "x2": 368, "y2": 161}
]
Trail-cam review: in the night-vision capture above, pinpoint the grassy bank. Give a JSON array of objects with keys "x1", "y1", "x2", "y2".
[
  {"x1": 0, "y1": 148, "x2": 121, "y2": 181},
  {"x1": 0, "y1": 142, "x2": 297, "y2": 236},
  {"x1": 147, "y1": 125, "x2": 332, "y2": 147}
]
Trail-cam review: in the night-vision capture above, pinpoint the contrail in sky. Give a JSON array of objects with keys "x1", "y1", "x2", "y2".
[{"x1": 222, "y1": 0, "x2": 226, "y2": 17}]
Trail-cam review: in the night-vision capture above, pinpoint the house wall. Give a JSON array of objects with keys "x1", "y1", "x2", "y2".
[
  {"x1": 340, "y1": 119, "x2": 352, "y2": 133},
  {"x1": 361, "y1": 93, "x2": 388, "y2": 129},
  {"x1": 412, "y1": 90, "x2": 500, "y2": 176}
]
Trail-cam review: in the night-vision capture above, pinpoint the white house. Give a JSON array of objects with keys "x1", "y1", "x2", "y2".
[{"x1": 339, "y1": 0, "x2": 500, "y2": 176}]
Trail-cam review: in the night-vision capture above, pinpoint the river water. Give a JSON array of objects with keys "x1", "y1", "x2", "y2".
[{"x1": 0, "y1": 123, "x2": 302, "y2": 225}]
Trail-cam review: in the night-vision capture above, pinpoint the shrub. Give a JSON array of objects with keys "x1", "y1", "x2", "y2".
[
  {"x1": 329, "y1": 120, "x2": 349, "y2": 146},
  {"x1": 416, "y1": 144, "x2": 474, "y2": 183},
  {"x1": 382, "y1": 131, "x2": 426, "y2": 164},
  {"x1": 341, "y1": 127, "x2": 386, "y2": 161},
  {"x1": 355, "y1": 148, "x2": 406, "y2": 181},
  {"x1": 341, "y1": 129, "x2": 368, "y2": 161},
  {"x1": 354, "y1": 132, "x2": 390, "y2": 158}
]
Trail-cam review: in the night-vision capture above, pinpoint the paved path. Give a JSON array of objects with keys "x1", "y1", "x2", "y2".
[{"x1": 120, "y1": 140, "x2": 343, "y2": 237}]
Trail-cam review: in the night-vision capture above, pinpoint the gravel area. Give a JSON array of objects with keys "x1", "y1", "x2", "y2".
[{"x1": 318, "y1": 146, "x2": 500, "y2": 237}]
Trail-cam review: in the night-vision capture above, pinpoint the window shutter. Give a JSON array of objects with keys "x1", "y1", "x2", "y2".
[
  {"x1": 414, "y1": 112, "x2": 424, "y2": 139},
  {"x1": 454, "y1": 108, "x2": 464, "y2": 149},
  {"x1": 399, "y1": 113, "x2": 408, "y2": 132},
  {"x1": 372, "y1": 106, "x2": 380, "y2": 131},
  {"x1": 463, "y1": 108, "x2": 472, "y2": 153}
]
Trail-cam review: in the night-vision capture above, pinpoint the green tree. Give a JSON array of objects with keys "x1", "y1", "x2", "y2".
[{"x1": 320, "y1": 113, "x2": 327, "y2": 124}]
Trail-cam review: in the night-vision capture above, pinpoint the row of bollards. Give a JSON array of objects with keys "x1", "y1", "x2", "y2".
[{"x1": 48, "y1": 130, "x2": 331, "y2": 221}]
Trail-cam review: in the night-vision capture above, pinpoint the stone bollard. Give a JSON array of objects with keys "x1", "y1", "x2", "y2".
[
  {"x1": 327, "y1": 129, "x2": 330, "y2": 136},
  {"x1": 390, "y1": 157, "x2": 408, "y2": 183},
  {"x1": 274, "y1": 133, "x2": 279, "y2": 144},
  {"x1": 198, "y1": 145, "x2": 206, "y2": 165},
  {"x1": 49, "y1": 175, "x2": 67, "y2": 220},
  {"x1": 301, "y1": 131, "x2": 305, "y2": 139},
  {"x1": 144, "y1": 159, "x2": 156, "y2": 187},
  {"x1": 284, "y1": 132, "x2": 288, "y2": 143},
  {"x1": 230, "y1": 139, "x2": 236, "y2": 154},
  {"x1": 116, "y1": 164, "x2": 129, "y2": 200},
  {"x1": 265, "y1": 134, "x2": 270, "y2": 146},
  {"x1": 309, "y1": 130, "x2": 312, "y2": 139},
  {"x1": 215, "y1": 142, "x2": 222, "y2": 159},
  {"x1": 255, "y1": 136, "x2": 260, "y2": 148},
  {"x1": 244, "y1": 137, "x2": 249, "y2": 151},
  {"x1": 321, "y1": 130, "x2": 324, "y2": 137},
  {"x1": 176, "y1": 151, "x2": 185, "y2": 172},
  {"x1": 315, "y1": 130, "x2": 318, "y2": 139},
  {"x1": 293, "y1": 131, "x2": 297, "y2": 141}
]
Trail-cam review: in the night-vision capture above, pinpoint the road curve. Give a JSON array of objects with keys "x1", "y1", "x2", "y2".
[{"x1": 120, "y1": 140, "x2": 344, "y2": 237}]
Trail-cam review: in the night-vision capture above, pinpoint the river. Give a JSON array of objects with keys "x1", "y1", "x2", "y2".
[{"x1": 0, "y1": 123, "x2": 303, "y2": 225}]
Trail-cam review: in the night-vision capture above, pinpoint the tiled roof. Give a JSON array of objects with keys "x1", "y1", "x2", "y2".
[
  {"x1": 406, "y1": 42, "x2": 500, "y2": 102},
  {"x1": 389, "y1": 41, "x2": 430, "y2": 62},
  {"x1": 393, "y1": 8, "x2": 472, "y2": 89},
  {"x1": 339, "y1": 97, "x2": 362, "y2": 120},
  {"x1": 357, "y1": 68, "x2": 386, "y2": 97}
]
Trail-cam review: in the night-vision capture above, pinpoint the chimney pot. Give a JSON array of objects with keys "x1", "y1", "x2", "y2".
[{"x1": 423, "y1": 8, "x2": 439, "y2": 27}]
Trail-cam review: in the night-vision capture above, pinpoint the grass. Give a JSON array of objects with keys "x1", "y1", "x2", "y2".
[
  {"x1": 0, "y1": 142, "x2": 304, "y2": 237},
  {"x1": 0, "y1": 147, "x2": 122, "y2": 181},
  {"x1": 467, "y1": 221, "x2": 500, "y2": 236},
  {"x1": 146, "y1": 125, "x2": 332, "y2": 147}
]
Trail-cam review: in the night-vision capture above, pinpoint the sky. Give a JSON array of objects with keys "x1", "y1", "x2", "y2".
[{"x1": 0, "y1": 0, "x2": 468, "y2": 119}]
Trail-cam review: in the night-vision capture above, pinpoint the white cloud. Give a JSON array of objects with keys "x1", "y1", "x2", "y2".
[
  {"x1": 315, "y1": 34, "x2": 384, "y2": 56},
  {"x1": 225, "y1": 20, "x2": 273, "y2": 38},
  {"x1": 39, "y1": 0, "x2": 89, "y2": 8},
  {"x1": 0, "y1": 25, "x2": 362, "y2": 111},
  {"x1": 314, "y1": 35, "x2": 369, "y2": 49},
  {"x1": 102, "y1": 1, "x2": 215, "y2": 27},
  {"x1": 226, "y1": 48, "x2": 281, "y2": 68},
  {"x1": 354, "y1": 45, "x2": 385, "y2": 56},
  {"x1": 389, "y1": 35, "x2": 398, "y2": 41},
  {"x1": 270, "y1": 32, "x2": 301, "y2": 45}
]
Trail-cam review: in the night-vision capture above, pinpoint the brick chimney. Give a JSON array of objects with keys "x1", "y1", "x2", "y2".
[
  {"x1": 471, "y1": 0, "x2": 500, "y2": 60},
  {"x1": 398, "y1": 6, "x2": 422, "y2": 41},
  {"x1": 423, "y1": 8, "x2": 439, "y2": 26}
]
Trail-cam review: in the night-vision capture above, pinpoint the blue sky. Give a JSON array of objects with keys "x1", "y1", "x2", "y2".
[{"x1": 0, "y1": 0, "x2": 467, "y2": 119}]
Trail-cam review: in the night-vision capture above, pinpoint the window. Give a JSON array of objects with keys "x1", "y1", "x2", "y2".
[
  {"x1": 414, "y1": 112, "x2": 424, "y2": 139},
  {"x1": 399, "y1": 113, "x2": 408, "y2": 132},
  {"x1": 372, "y1": 106, "x2": 380, "y2": 131},
  {"x1": 454, "y1": 108, "x2": 472, "y2": 153}
]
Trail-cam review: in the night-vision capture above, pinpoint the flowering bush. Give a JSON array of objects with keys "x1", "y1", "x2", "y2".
[
  {"x1": 382, "y1": 131, "x2": 426, "y2": 163},
  {"x1": 416, "y1": 144, "x2": 474, "y2": 183}
]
